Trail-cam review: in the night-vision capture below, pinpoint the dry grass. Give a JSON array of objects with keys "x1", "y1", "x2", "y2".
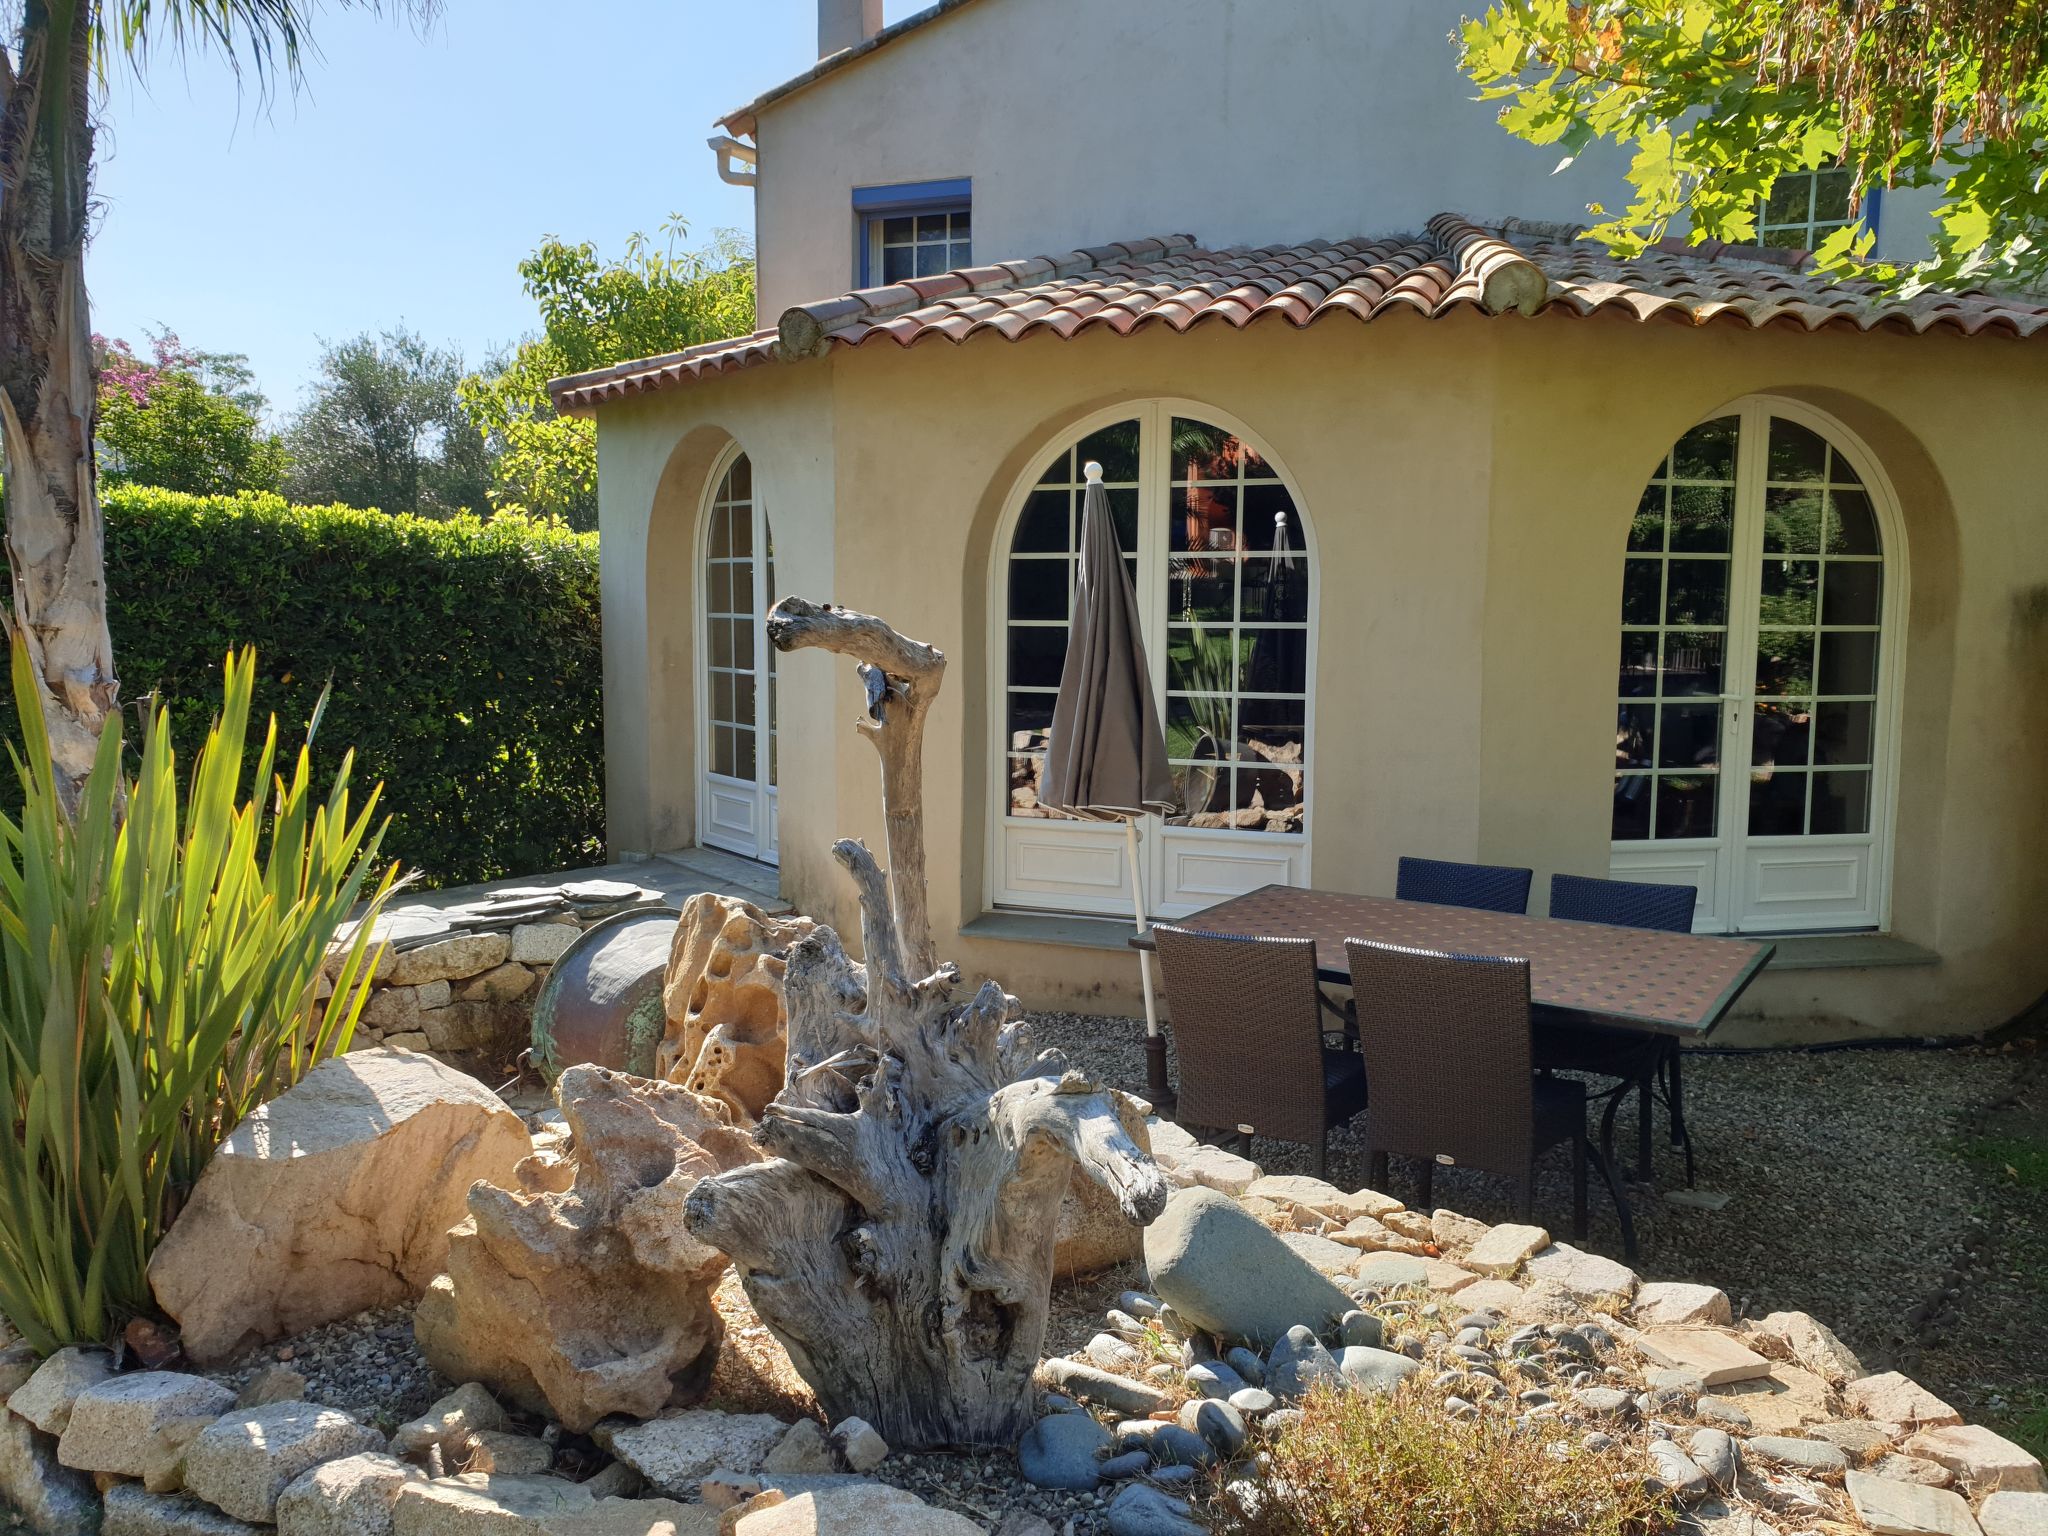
[{"x1": 1216, "y1": 1382, "x2": 1677, "y2": 1536}]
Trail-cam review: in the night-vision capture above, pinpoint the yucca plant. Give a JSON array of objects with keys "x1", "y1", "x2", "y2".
[{"x1": 0, "y1": 642, "x2": 399, "y2": 1353}]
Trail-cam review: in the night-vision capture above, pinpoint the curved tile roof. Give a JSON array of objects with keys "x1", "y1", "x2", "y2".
[{"x1": 551, "y1": 212, "x2": 2048, "y2": 415}]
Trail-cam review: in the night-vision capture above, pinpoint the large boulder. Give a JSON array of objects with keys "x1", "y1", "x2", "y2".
[
  {"x1": 1052, "y1": 1117, "x2": 1157, "y2": 1278},
  {"x1": 414, "y1": 1067, "x2": 766, "y2": 1433},
  {"x1": 657, "y1": 894, "x2": 816, "y2": 1124},
  {"x1": 1141, "y1": 1186, "x2": 1353, "y2": 1347},
  {"x1": 149, "y1": 1050, "x2": 531, "y2": 1365}
]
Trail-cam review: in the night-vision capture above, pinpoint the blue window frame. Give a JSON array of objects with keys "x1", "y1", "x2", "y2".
[{"x1": 853, "y1": 178, "x2": 972, "y2": 288}]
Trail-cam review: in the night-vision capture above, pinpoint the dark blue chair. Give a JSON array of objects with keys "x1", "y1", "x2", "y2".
[
  {"x1": 1536, "y1": 873, "x2": 1700, "y2": 1185},
  {"x1": 1395, "y1": 856, "x2": 1534, "y2": 915}
]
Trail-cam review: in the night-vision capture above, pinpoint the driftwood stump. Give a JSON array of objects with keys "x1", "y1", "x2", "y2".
[{"x1": 683, "y1": 598, "x2": 1168, "y2": 1450}]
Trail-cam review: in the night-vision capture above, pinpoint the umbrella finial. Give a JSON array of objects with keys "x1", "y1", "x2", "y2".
[{"x1": 1083, "y1": 460, "x2": 1104, "y2": 484}]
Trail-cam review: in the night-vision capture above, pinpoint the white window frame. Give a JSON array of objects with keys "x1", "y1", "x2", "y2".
[
  {"x1": 1609, "y1": 396, "x2": 1909, "y2": 934},
  {"x1": 985, "y1": 400, "x2": 1318, "y2": 920},
  {"x1": 695, "y1": 444, "x2": 779, "y2": 866}
]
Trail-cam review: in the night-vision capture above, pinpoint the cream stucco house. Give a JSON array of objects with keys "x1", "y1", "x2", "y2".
[{"x1": 554, "y1": 0, "x2": 2048, "y2": 1043}]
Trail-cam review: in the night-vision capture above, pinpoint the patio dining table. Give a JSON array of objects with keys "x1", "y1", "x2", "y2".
[{"x1": 1129, "y1": 884, "x2": 1776, "y2": 1181}]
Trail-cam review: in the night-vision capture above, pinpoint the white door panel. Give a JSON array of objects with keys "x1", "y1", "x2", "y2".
[{"x1": 698, "y1": 453, "x2": 779, "y2": 867}]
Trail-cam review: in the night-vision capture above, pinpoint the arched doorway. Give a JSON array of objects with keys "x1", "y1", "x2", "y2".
[
  {"x1": 989, "y1": 402, "x2": 1315, "y2": 917},
  {"x1": 1608, "y1": 398, "x2": 1904, "y2": 931},
  {"x1": 698, "y1": 449, "x2": 778, "y2": 864}
]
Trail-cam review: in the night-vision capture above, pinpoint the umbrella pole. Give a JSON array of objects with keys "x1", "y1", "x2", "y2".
[{"x1": 1127, "y1": 818, "x2": 1175, "y2": 1115}]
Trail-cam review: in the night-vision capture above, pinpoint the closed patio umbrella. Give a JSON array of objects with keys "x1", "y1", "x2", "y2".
[{"x1": 1040, "y1": 461, "x2": 1180, "y2": 1107}]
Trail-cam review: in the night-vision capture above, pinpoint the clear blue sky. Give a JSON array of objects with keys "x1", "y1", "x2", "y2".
[{"x1": 88, "y1": 0, "x2": 919, "y2": 418}]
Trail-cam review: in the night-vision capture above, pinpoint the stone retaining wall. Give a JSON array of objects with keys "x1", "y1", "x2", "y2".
[{"x1": 323, "y1": 878, "x2": 667, "y2": 1065}]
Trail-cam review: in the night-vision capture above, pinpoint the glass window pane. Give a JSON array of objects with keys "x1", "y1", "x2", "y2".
[
  {"x1": 1035, "y1": 446, "x2": 1073, "y2": 486},
  {"x1": 709, "y1": 505, "x2": 732, "y2": 559},
  {"x1": 1240, "y1": 486, "x2": 1297, "y2": 552},
  {"x1": 1764, "y1": 488, "x2": 1826, "y2": 552},
  {"x1": 1819, "y1": 632, "x2": 1879, "y2": 696},
  {"x1": 709, "y1": 617, "x2": 733, "y2": 669},
  {"x1": 1008, "y1": 626, "x2": 1067, "y2": 689},
  {"x1": 1079, "y1": 420, "x2": 1141, "y2": 484},
  {"x1": 1109, "y1": 488, "x2": 1139, "y2": 553},
  {"x1": 713, "y1": 725, "x2": 735, "y2": 779},
  {"x1": 1763, "y1": 175, "x2": 1811, "y2": 227},
  {"x1": 1769, "y1": 418, "x2": 1830, "y2": 482},
  {"x1": 1754, "y1": 631, "x2": 1814, "y2": 696},
  {"x1": 1164, "y1": 693, "x2": 1233, "y2": 763},
  {"x1": 1171, "y1": 419, "x2": 1240, "y2": 481},
  {"x1": 734, "y1": 674, "x2": 756, "y2": 732},
  {"x1": 1008, "y1": 558, "x2": 1069, "y2": 621},
  {"x1": 710, "y1": 670, "x2": 734, "y2": 725},
  {"x1": 733, "y1": 617, "x2": 754, "y2": 670},
  {"x1": 914, "y1": 242, "x2": 947, "y2": 278},
  {"x1": 1168, "y1": 626, "x2": 1240, "y2": 694},
  {"x1": 1753, "y1": 701, "x2": 1812, "y2": 769},
  {"x1": 1238, "y1": 629, "x2": 1308, "y2": 696},
  {"x1": 881, "y1": 216, "x2": 912, "y2": 243},
  {"x1": 729, "y1": 504, "x2": 753, "y2": 559},
  {"x1": 1014, "y1": 490, "x2": 1072, "y2": 553},
  {"x1": 1815, "y1": 700, "x2": 1874, "y2": 765},
  {"x1": 1617, "y1": 704, "x2": 1655, "y2": 769},
  {"x1": 1828, "y1": 489, "x2": 1879, "y2": 554},
  {"x1": 1821, "y1": 561, "x2": 1882, "y2": 626},
  {"x1": 1659, "y1": 702, "x2": 1721, "y2": 769},
  {"x1": 733, "y1": 726, "x2": 756, "y2": 783},
  {"x1": 1748, "y1": 768, "x2": 1807, "y2": 835},
  {"x1": 1622, "y1": 560, "x2": 1662, "y2": 626},
  {"x1": 1759, "y1": 559, "x2": 1819, "y2": 626},
  {"x1": 1669, "y1": 485, "x2": 1734, "y2": 552},
  {"x1": 1761, "y1": 226, "x2": 1809, "y2": 249},
  {"x1": 1629, "y1": 485, "x2": 1666, "y2": 552},
  {"x1": 1814, "y1": 169, "x2": 1855, "y2": 221},
  {"x1": 1168, "y1": 762, "x2": 1234, "y2": 824},
  {"x1": 729, "y1": 559, "x2": 756, "y2": 619},
  {"x1": 1168, "y1": 561, "x2": 1235, "y2": 625},
  {"x1": 1665, "y1": 560, "x2": 1728, "y2": 626},
  {"x1": 1661, "y1": 630, "x2": 1725, "y2": 697},
  {"x1": 1657, "y1": 775, "x2": 1718, "y2": 839},
  {"x1": 881, "y1": 244, "x2": 912, "y2": 284},
  {"x1": 708, "y1": 561, "x2": 732, "y2": 615},
  {"x1": 1173, "y1": 484, "x2": 1236, "y2": 554},
  {"x1": 1672, "y1": 416, "x2": 1739, "y2": 481},
  {"x1": 1619, "y1": 631, "x2": 1659, "y2": 696},
  {"x1": 1810, "y1": 770, "x2": 1871, "y2": 834},
  {"x1": 1006, "y1": 692, "x2": 1055, "y2": 750},
  {"x1": 1613, "y1": 775, "x2": 1653, "y2": 840},
  {"x1": 1009, "y1": 754, "x2": 1048, "y2": 817}
]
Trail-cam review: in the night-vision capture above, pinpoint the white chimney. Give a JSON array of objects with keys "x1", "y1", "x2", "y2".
[{"x1": 818, "y1": 0, "x2": 883, "y2": 58}]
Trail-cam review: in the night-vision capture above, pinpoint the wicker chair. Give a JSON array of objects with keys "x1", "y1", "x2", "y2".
[
  {"x1": 1535, "y1": 874, "x2": 1699, "y2": 1184},
  {"x1": 1395, "y1": 855, "x2": 1534, "y2": 914},
  {"x1": 1345, "y1": 937, "x2": 1634, "y2": 1256},
  {"x1": 1152, "y1": 925, "x2": 1368, "y2": 1180}
]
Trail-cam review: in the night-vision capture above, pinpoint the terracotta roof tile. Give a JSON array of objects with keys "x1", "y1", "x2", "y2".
[{"x1": 550, "y1": 210, "x2": 2048, "y2": 414}]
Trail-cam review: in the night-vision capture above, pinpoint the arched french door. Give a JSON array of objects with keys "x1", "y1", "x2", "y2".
[
  {"x1": 698, "y1": 450, "x2": 778, "y2": 865},
  {"x1": 990, "y1": 402, "x2": 1316, "y2": 918},
  {"x1": 1608, "y1": 399, "x2": 1903, "y2": 932}
]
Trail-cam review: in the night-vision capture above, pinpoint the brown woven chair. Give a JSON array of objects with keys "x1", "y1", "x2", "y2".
[
  {"x1": 1152, "y1": 925, "x2": 1368, "y2": 1180},
  {"x1": 1345, "y1": 937, "x2": 1635, "y2": 1257}
]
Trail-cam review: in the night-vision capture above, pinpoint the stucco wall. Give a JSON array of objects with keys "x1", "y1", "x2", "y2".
[
  {"x1": 742, "y1": 0, "x2": 1947, "y2": 317},
  {"x1": 595, "y1": 314, "x2": 2048, "y2": 1042}
]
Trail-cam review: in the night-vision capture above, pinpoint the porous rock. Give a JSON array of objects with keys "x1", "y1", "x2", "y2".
[
  {"x1": 1142, "y1": 1186, "x2": 1354, "y2": 1347},
  {"x1": 415, "y1": 1066, "x2": 765, "y2": 1432},
  {"x1": 1633, "y1": 1282, "x2": 1732, "y2": 1328},
  {"x1": 274, "y1": 1451, "x2": 422, "y2": 1536},
  {"x1": 1749, "y1": 1310, "x2": 1865, "y2": 1386},
  {"x1": 591, "y1": 1408, "x2": 790, "y2": 1498},
  {"x1": 7, "y1": 1345, "x2": 112, "y2": 1435},
  {"x1": 184, "y1": 1401, "x2": 387, "y2": 1524},
  {"x1": 150, "y1": 1050, "x2": 530, "y2": 1364},
  {"x1": 657, "y1": 894, "x2": 817, "y2": 1125},
  {"x1": 392, "y1": 1384, "x2": 511, "y2": 1463},
  {"x1": 58, "y1": 1369, "x2": 237, "y2": 1482}
]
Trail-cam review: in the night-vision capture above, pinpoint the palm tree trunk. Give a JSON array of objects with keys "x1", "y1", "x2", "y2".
[{"x1": 0, "y1": 2, "x2": 121, "y2": 810}]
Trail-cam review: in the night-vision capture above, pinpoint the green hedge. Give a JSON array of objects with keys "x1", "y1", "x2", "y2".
[{"x1": 86, "y1": 487, "x2": 603, "y2": 887}]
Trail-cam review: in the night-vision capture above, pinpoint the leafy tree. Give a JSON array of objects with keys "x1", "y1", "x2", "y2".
[
  {"x1": 462, "y1": 221, "x2": 756, "y2": 531},
  {"x1": 0, "y1": 1, "x2": 435, "y2": 807},
  {"x1": 95, "y1": 330, "x2": 286, "y2": 494},
  {"x1": 1459, "y1": 0, "x2": 2048, "y2": 293},
  {"x1": 283, "y1": 328, "x2": 491, "y2": 519}
]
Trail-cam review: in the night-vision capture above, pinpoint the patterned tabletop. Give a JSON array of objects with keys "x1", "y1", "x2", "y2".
[{"x1": 1133, "y1": 886, "x2": 1774, "y2": 1037}]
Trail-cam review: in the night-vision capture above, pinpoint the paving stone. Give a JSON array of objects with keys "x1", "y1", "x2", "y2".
[
  {"x1": 1745, "y1": 1435, "x2": 1850, "y2": 1478},
  {"x1": 1872, "y1": 1454, "x2": 1959, "y2": 1489},
  {"x1": 58, "y1": 1369, "x2": 237, "y2": 1481},
  {"x1": 1714, "y1": 1363, "x2": 1835, "y2": 1434},
  {"x1": 103, "y1": 1484, "x2": 264, "y2": 1535},
  {"x1": 1633, "y1": 1327, "x2": 1772, "y2": 1386},
  {"x1": 388, "y1": 1473, "x2": 595, "y2": 1533},
  {"x1": 1348, "y1": 1252, "x2": 1430, "y2": 1290},
  {"x1": 1429, "y1": 1209, "x2": 1490, "y2": 1255},
  {"x1": 1277, "y1": 1230, "x2": 1358, "y2": 1276},
  {"x1": 592, "y1": 1409, "x2": 789, "y2": 1498},
  {"x1": 1904, "y1": 1424, "x2": 2048, "y2": 1494},
  {"x1": 1980, "y1": 1491, "x2": 2048, "y2": 1536},
  {"x1": 1749, "y1": 1310, "x2": 1865, "y2": 1386},
  {"x1": 1522, "y1": 1243, "x2": 1639, "y2": 1300},
  {"x1": 275, "y1": 1451, "x2": 423, "y2": 1536},
  {"x1": 1846, "y1": 1373, "x2": 1965, "y2": 1430},
  {"x1": 1809, "y1": 1418, "x2": 1900, "y2": 1458},
  {"x1": 1632, "y1": 1282, "x2": 1732, "y2": 1327},
  {"x1": 1463, "y1": 1223, "x2": 1549, "y2": 1277},
  {"x1": 1845, "y1": 1468, "x2": 1985, "y2": 1536}
]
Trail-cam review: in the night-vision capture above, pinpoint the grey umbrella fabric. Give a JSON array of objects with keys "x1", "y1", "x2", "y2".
[{"x1": 1039, "y1": 473, "x2": 1178, "y2": 820}]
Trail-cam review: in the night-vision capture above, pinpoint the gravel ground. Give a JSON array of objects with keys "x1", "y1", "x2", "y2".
[
  {"x1": 206, "y1": 1305, "x2": 449, "y2": 1430},
  {"x1": 1026, "y1": 1010, "x2": 2047, "y2": 1430}
]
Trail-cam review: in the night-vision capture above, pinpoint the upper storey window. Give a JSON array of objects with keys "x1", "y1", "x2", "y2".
[
  {"x1": 1757, "y1": 169, "x2": 1876, "y2": 251},
  {"x1": 853, "y1": 179, "x2": 971, "y2": 287}
]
